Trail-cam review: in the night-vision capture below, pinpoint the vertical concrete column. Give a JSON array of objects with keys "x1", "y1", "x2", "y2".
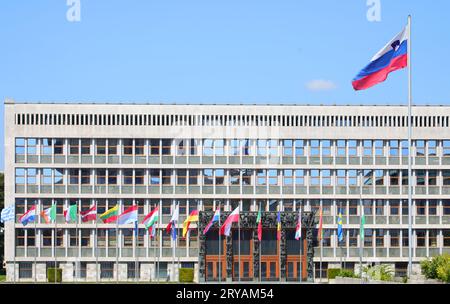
[
  {"x1": 61, "y1": 263, "x2": 74, "y2": 282},
  {"x1": 87, "y1": 263, "x2": 98, "y2": 282},
  {"x1": 35, "y1": 263, "x2": 47, "y2": 282}
]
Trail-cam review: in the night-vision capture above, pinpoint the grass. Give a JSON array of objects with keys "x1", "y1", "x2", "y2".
[{"x1": 0, "y1": 275, "x2": 6, "y2": 282}]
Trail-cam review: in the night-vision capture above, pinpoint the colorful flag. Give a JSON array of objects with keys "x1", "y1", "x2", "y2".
[
  {"x1": 118, "y1": 205, "x2": 138, "y2": 225},
  {"x1": 352, "y1": 26, "x2": 408, "y2": 90},
  {"x1": 1, "y1": 204, "x2": 15, "y2": 223},
  {"x1": 182, "y1": 210, "x2": 199, "y2": 237},
  {"x1": 276, "y1": 211, "x2": 281, "y2": 241},
  {"x1": 100, "y1": 205, "x2": 119, "y2": 223},
  {"x1": 142, "y1": 206, "x2": 159, "y2": 236},
  {"x1": 256, "y1": 208, "x2": 262, "y2": 241},
  {"x1": 64, "y1": 204, "x2": 77, "y2": 223},
  {"x1": 40, "y1": 205, "x2": 56, "y2": 224},
  {"x1": 337, "y1": 209, "x2": 343, "y2": 242},
  {"x1": 318, "y1": 206, "x2": 323, "y2": 242},
  {"x1": 295, "y1": 207, "x2": 302, "y2": 240},
  {"x1": 166, "y1": 204, "x2": 179, "y2": 240},
  {"x1": 19, "y1": 205, "x2": 36, "y2": 226},
  {"x1": 80, "y1": 205, "x2": 97, "y2": 222},
  {"x1": 203, "y1": 208, "x2": 220, "y2": 235},
  {"x1": 219, "y1": 206, "x2": 239, "y2": 236}
]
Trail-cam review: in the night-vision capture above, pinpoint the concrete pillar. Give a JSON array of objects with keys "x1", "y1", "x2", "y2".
[
  {"x1": 168, "y1": 263, "x2": 179, "y2": 282},
  {"x1": 6, "y1": 263, "x2": 19, "y2": 282},
  {"x1": 86, "y1": 263, "x2": 98, "y2": 282},
  {"x1": 194, "y1": 263, "x2": 199, "y2": 283},
  {"x1": 140, "y1": 263, "x2": 152, "y2": 281},
  {"x1": 35, "y1": 263, "x2": 47, "y2": 282},
  {"x1": 116, "y1": 263, "x2": 127, "y2": 281},
  {"x1": 61, "y1": 263, "x2": 74, "y2": 282}
]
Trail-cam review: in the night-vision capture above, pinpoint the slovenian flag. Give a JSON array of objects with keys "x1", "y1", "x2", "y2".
[
  {"x1": 352, "y1": 26, "x2": 408, "y2": 90},
  {"x1": 220, "y1": 206, "x2": 239, "y2": 236},
  {"x1": 166, "y1": 204, "x2": 179, "y2": 240},
  {"x1": 203, "y1": 208, "x2": 220, "y2": 235},
  {"x1": 118, "y1": 205, "x2": 138, "y2": 225},
  {"x1": 19, "y1": 205, "x2": 36, "y2": 226}
]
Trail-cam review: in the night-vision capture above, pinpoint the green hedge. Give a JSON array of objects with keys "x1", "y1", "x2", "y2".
[
  {"x1": 327, "y1": 268, "x2": 341, "y2": 279},
  {"x1": 179, "y1": 268, "x2": 194, "y2": 283},
  {"x1": 47, "y1": 268, "x2": 62, "y2": 283}
]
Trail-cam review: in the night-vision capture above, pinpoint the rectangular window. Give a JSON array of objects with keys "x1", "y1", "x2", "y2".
[
  {"x1": 215, "y1": 169, "x2": 225, "y2": 185},
  {"x1": 257, "y1": 170, "x2": 266, "y2": 186},
  {"x1": 390, "y1": 230, "x2": 400, "y2": 247},
  {"x1": 321, "y1": 140, "x2": 331, "y2": 156},
  {"x1": 337, "y1": 140, "x2": 346, "y2": 156},
  {"x1": 150, "y1": 139, "x2": 160, "y2": 155},
  {"x1": 189, "y1": 169, "x2": 198, "y2": 185},
  {"x1": 363, "y1": 140, "x2": 372, "y2": 156},
  {"x1": 310, "y1": 140, "x2": 319, "y2": 156},
  {"x1": 123, "y1": 139, "x2": 133, "y2": 155},
  {"x1": 54, "y1": 139, "x2": 64, "y2": 154},
  {"x1": 27, "y1": 139, "x2": 37, "y2": 155},
  {"x1": 283, "y1": 140, "x2": 293, "y2": 156},
  {"x1": 374, "y1": 140, "x2": 383, "y2": 156},
  {"x1": 108, "y1": 139, "x2": 118, "y2": 155},
  {"x1": 41, "y1": 138, "x2": 53, "y2": 155},
  {"x1": 295, "y1": 169, "x2": 304, "y2": 185},
  {"x1": 390, "y1": 200, "x2": 400, "y2": 215},
  {"x1": 135, "y1": 169, "x2": 144, "y2": 185},
  {"x1": 310, "y1": 170, "x2": 319, "y2": 186},
  {"x1": 41, "y1": 168, "x2": 52, "y2": 185},
  {"x1": 96, "y1": 169, "x2": 106, "y2": 185},
  {"x1": 443, "y1": 141, "x2": 450, "y2": 157},
  {"x1": 348, "y1": 140, "x2": 357, "y2": 156},
  {"x1": 81, "y1": 169, "x2": 90, "y2": 185},
  {"x1": 428, "y1": 140, "x2": 437, "y2": 156},
  {"x1": 15, "y1": 138, "x2": 25, "y2": 155},
  {"x1": 81, "y1": 139, "x2": 91, "y2": 155},
  {"x1": 162, "y1": 170, "x2": 172, "y2": 185},
  {"x1": 283, "y1": 169, "x2": 293, "y2": 185},
  {"x1": 416, "y1": 230, "x2": 426, "y2": 247},
  {"x1": 389, "y1": 140, "x2": 399, "y2": 156},
  {"x1": 177, "y1": 169, "x2": 187, "y2": 185},
  {"x1": 257, "y1": 140, "x2": 267, "y2": 156},
  {"x1": 96, "y1": 139, "x2": 106, "y2": 155},
  {"x1": 268, "y1": 169, "x2": 278, "y2": 186},
  {"x1": 105, "y1": 170, "x2": 116, "y2": 185},
  {"x1": 203, "y1": 169, "x2": 213, "y2": 185},
  {"x1": 416, "y1": 140, "x2": 425, "y2": 156},
  {"x1": 161, "y1": 139, "x2": 172, "y2": 155},
  {"x1": 295, "y1": 140, "x2": 304, "y2": 156},
  {"x1": 150, "y1": 169, "x2": 160, "y2": 185},
  {"x1": 242, "y1": 169, "x2": 252, "y2": 185},
  {"x1": 203, "y1": 139, "x2": 213, "y2": 156}
]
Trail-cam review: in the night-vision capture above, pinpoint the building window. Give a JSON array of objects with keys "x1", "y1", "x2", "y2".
[
  {"x1": 15, "y1": 138, "x2": 25, "y2": 156},
  {"x1": 123, "y1": 139, "x2": 133, "y2": 155},
  {"x1": 428, "y1": 170, "x2": 437, "y2": 186},
  {"x1": 15, "y1": 168, "x2": 25, "y2": 185},
  {"x1": 162, "y1": 170, "x2": 172, "y2": 185},
  {"x1": 428, "y1": 140, "x2": 437, "y2": 156},
  {"x1": 416, "y1": 140, "x2": 425, "y2": 156},
  {"x1": 416, "y1": 230, "x2": 426, "y2": 247},
  {"x1": 203, "y1": 139, "x2": 213, "y2": 156},
  {"x1": 231, "y1": 139, "x2": 240, "y2": 156},
  {"x1": 310, "y1": 140, "x2": 319, "y2": 156},
  {"x1": 177, "y1": 169, "x2": 187, "y2": 185},
  {"x1": 283, "y1": 170, "x2": 293, "y2": 185},
  {"x1": 444, "y1": 230, "x2": 450, "y2": 247},
  {"x1": 189, "y1": 169, "x2": 198, "y2": 185},
  {"x1": 348, "y1": 140, "x2": 357, "y2": 156},
  {"x1": 81, "y1": 169, "x2": 91, "y2": 185},
  {"x1": 429, "y1": 230, "x2": 438, "y2": 247},
  {"x1": 374, "y1": 170, "x2": 384, "y2": 186},
  {"x1": 295, "y1": 140, "x2": 304, "y2": 156},
  {"x1": 336, "y1": 140, "x2": 346, "y2": 156},
  {"x1": 161, "y1": 139, "x2": 172, "y2": 155},
  {"x1": 27, "y1": 168, "x2": 37, "y2": 185},
  {"x1": 283, "y1": 140, "x2": 293, "y2": 156},
  {"x1": 390, "y1": 230, "x2": 400, "y2": 247},
  {"x1": 364, "y1": 229, "x2": 373, "y2": 247},
  {"x1": 348, "y1": 229, "x2": 358, "y2": 247},
  {"x1": 268, "y1": 170, "x2": 278, "y2": 186},
  {"x1": 257, "y1": 170, "x2": 266, "y2": 186},
  {"x1": 257, "y1": 140, "x2": 267, "y2": 156},
  {"x1": 375, "y1": 229, "x2": 384, "y2": 247},
  {"x1": 389, "y1": 140, "x2": 399, "y2": 156},
  {"x1": 390, "y1": 200, "x2": 400, "y2": 215},
  {"x1": 363, "y1": 140, "x2": 372, "y2": 156},
  {"x1": 389, "y1": 170, "x2": 399, "y2": 186},
  {"x1": 96, "y1": 139, "x2": 106, "y2": 155},
  {"x1": 108, "y1": 169, "x2": 118, "y2": 185},
  {"x1": 295, "y1": 170, "x2": 304, "y2": 186},
  {"x1": 443, "y1": 141, "x2": 450, "y2": 157},
  {"x1": 81, "y1": 139, "x2": 91, "y2": 155},
  {"x1": 374, "y1": 140, "x2": 383, "y2": 156},
  {"x1": 416, "y1": 200, "x2": 426, "y2": 216},
  {"x1": 203, "y1": 169, "x2": 213, "y2": 185},
  {"x1": 27, "y1": 138, "x2": 37, "y2": 155},
  {"x1": 242, "y1": 169, "x2": 252, "y2": 186},
  {"x1": 215, "y1": 169, "x2": 225, "y2": 185},
  {"x1": 348, "y1": 200, "x2": 358, "y2": 215},
  {"x1": 108, "y1": 139, "x2": 118, "y2": 155},
  {"x1": 310, "y1": 170, "x2": 319, "y2": 186},
  {"x1": 135, "y1": 169, "x2": 144, "y2": 185},
  {"x1": 375, "y1": 200, "x2": 384, "y2": 215}
]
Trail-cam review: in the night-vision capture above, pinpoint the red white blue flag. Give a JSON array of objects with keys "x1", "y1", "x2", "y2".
[{"x1": 352, "y1": 26, "x2": 408, "y2": 90}]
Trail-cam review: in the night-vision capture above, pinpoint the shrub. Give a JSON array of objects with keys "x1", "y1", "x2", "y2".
[
  {"x1": 327, "y1": 268, "x2": 341, "y2": 280},
  {"x1": 179, "y1": 268, "x2": 194, "y2": 283},
  {"x1": 47, "y1": 268, "x2": 62, "y2": 283},
  {"x1": 339, "y1": 269, "x2": 357, "y2": 278},
  {"x1": 421, "y1": 254, "x2": 450, "y2": 281},
  {"x1": 436, "y1": 262, "x2": 450, "y2": 283},
  {"x1": 362, "y1": 264, "x2": 394, "y2": 282}
]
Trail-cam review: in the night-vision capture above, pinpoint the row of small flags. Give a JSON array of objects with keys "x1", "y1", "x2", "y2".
[{"x1": 1, "y1": 204, "x2": 322, "y2": 242}]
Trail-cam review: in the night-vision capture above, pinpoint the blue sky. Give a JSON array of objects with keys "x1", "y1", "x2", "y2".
[{"x1": 1, "y1": 1, "x2": 449, "y2": 170}]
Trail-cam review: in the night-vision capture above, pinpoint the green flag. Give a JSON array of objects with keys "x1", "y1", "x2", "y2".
[{"x1": 64, "y1": 204, "x2": 77, "y2": 223}]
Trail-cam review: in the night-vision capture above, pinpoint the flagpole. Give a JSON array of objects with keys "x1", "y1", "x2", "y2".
[
  {"x1": 299, "y1": 204, "x2": 302, "y2": 283},
  {"x1": 157, "y1": 203, "x2": 161, "y2": 283},
  {"x1": 218, "y1": 201, "x2": 221, "y2": 283},
  {"x1": 319, "y1": 206, "x2": 322, "y2": 283},
  {"x1": 339, "y1": 201, "x2": 343, "y2": 272},
  {"x1": 95, "y1": 201, "x2": 98, "y2": 283},
  {"x1": 116, "y1": 203, "x2": 119, "y2": 283},
  {"x1": 34, "y1": 204, "x2": 37, "y2": 283},
  {"x1": 135, "y1": 214, "x2": 138, "y2": 283},
  {"x1": 172, "y1": 202, "x2": 175, "y2": 282},
  {"x1": 54, "y1": 201, "x2": 57, "y2": 284},
  {"x1": 359, "y1": 169, "x2": 364, "y2": 283},
  {"x1": 278, "y1": 207, "x2": 281, "y2": 284},
  {"x1": 259, "y1": 202, "x2": 261, "y2": 283},
  {"x1": 76, "y1": 202, "x2": 79, "y2": 283},
  {"x1": 407, "y1": 14, "x2": 413, "y2": 279},
  {"x1": 238, "y1": 205, "x2": 241, "y2": 283},
  {"x1": 13, "y1": 206, "x2": 17, "y2": 284}
]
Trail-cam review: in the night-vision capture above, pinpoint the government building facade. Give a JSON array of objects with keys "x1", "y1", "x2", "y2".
[{"x1": 3, "y1": 100, "x2": 450, "y2": 282}]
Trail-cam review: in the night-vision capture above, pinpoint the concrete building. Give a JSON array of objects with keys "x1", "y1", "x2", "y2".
[{"x1": 3, "y1": 99, "x2": 450, "y2": 282}]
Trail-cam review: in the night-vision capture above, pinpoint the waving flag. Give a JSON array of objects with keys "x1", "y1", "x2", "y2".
[
  {"x1": 100, "y1": 205, "x2": 119, "y2": 223},
  {"x1": 118, "y1": 205, "x2": 138, "y2": 225},
  {"x1": 183, "y1": 210, "x2": 199, "y2": 237},
  {"x1": 360, "y1": 208, "x2": 366, "y2": 241},
  {"x1": 352, "y1": 26, "x2": 408, "y2": 90},
  {"x1": 1, "y1": 205, "x2": 15, "y2": 223},
  {"x1": 166, "y1": 204, "x2": 179, "y2": 240},
  {"x1": 80, "y1": 205, "x2": 97, "y2": 222},
  {"x1": 40, "y1": 205, "x2": 56, "y2": 224},
  {"x1": 276, "y1": 211, "x2": 281, "y2": 241},
  {"x1": 203, "y1": 208, "x2": 220, "y2": 234},
  {"x1": 220, "y1": 206, "x2": 239, "y2": 236},
  {"x1": 256, "y1": 209, "x2": 262, "y2": 241},
  {"x1": 19, "y1": 205, "x2": 36, "y2": 226},
  {"x1": 142, "y1": 207, "x2": 159, "y2": 236},
  {"x1": 295, "y1": 207, "x2": 302, "y2": 240},
  {"x1": 64, "y1": 204, "x2": 77, "y2": 223},
  {"x1": 337, "y1": 209, "x2": 344, "y2": 242}
]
